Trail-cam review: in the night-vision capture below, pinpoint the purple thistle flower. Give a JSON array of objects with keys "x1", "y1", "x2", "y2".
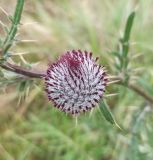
[{"x1": 45, "y1": 50, "x2": 108, "y2": 115}]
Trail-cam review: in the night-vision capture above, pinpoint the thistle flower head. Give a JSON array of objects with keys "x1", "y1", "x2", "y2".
[{"x1": 45, "y1": 50, "x2": 108, "y2": 115}]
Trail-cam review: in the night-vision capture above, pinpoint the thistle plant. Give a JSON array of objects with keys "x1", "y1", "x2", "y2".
[
  {"x1": 45, "y1": 50, "x2": 108, "y2": 115},
  {"x1": 0, "y1": 0, "x2": 153, "y2": 128}
]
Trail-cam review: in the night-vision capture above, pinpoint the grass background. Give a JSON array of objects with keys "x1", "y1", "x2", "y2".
[{"x1": 0, "y1": 0, "x2": 153, "y2": 160}]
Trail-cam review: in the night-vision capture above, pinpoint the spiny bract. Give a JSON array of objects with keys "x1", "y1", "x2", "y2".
[{"x1": 45, "y1": 50, "x2": 108, "y2": 115}]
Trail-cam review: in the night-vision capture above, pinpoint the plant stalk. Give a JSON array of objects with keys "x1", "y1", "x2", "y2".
[
  {"x1": 114, "y1": 77, "x2": 153, "y2": 104},
  {"x1": 1, "y1": 0, "x2": 24, "y2": 54},
  {"x1": 0, "y1": 62, "x2": 45, "y2": 78}
]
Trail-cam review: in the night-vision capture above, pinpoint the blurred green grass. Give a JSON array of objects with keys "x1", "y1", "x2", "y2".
[{"x1": 0, "y1": 0, "x2": 153, "y2": 160}]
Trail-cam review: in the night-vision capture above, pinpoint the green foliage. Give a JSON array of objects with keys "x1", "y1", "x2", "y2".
[
  {"x1": 99, "y1": 100, "x2": 115, "y2": 125},
  {"x1": 113, "y1": 11, "x2": 135, "y2": 81},
  {"x1": 122, "y1": 11, "x2": 135, "y2": 57}
]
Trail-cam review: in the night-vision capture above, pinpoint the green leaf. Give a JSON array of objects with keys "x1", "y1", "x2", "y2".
[
  {"x1": 99, "y1": 100, "x2": 122, "y2": 130},
  {"x1": 123, "y1": 12, "x2": 135, "y2": 43},
  {"x1": 121, "y1": 11, "x2": 135, "y2": 57}
]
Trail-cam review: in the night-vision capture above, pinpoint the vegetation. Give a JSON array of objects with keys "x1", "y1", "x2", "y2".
[{"x1": 0, "y1": 0, "x2": 153, "y2": 160}]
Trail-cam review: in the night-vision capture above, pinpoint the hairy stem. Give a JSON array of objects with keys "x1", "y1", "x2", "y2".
[
  {"x1": 114, "y1": 77, "x2": 153, "y2": 104},
  {"x1": 128, "y1": 83, "x2": 153, "y2": 104},
  {"x1": 0, "y1": 62, "x2": 45, "y2": 78}
]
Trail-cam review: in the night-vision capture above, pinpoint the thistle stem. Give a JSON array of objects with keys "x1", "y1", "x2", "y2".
[
  {"x1": 128, "y1": 83, "x2": 153, "y2": 104},
  {"x1": 114, "y1": 77, "x2": 153, "y2": 104},
  {"x1": 0, "y1": 62, "x2": 45, "y2": 78},
  {"x1": 1, "y1": 0, "x2": 24, "y2": 54}
]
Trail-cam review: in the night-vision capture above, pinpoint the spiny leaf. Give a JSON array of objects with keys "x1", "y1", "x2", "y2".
[
  {"x1": 99, "y1": 100, "x2": 122, "y2": 130},
  {"x1": 121, "y1": 11, "x2": 135, "y2": 57},
  {"x1": 123, "y1": 12, "x2": 135, "y2": 43},
  {"x1": 12, "y1": 0, "x2": 24, "y2": 26},
  {"x1": 2, "y1": 0, "x2": 25, "y2": 55}
]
